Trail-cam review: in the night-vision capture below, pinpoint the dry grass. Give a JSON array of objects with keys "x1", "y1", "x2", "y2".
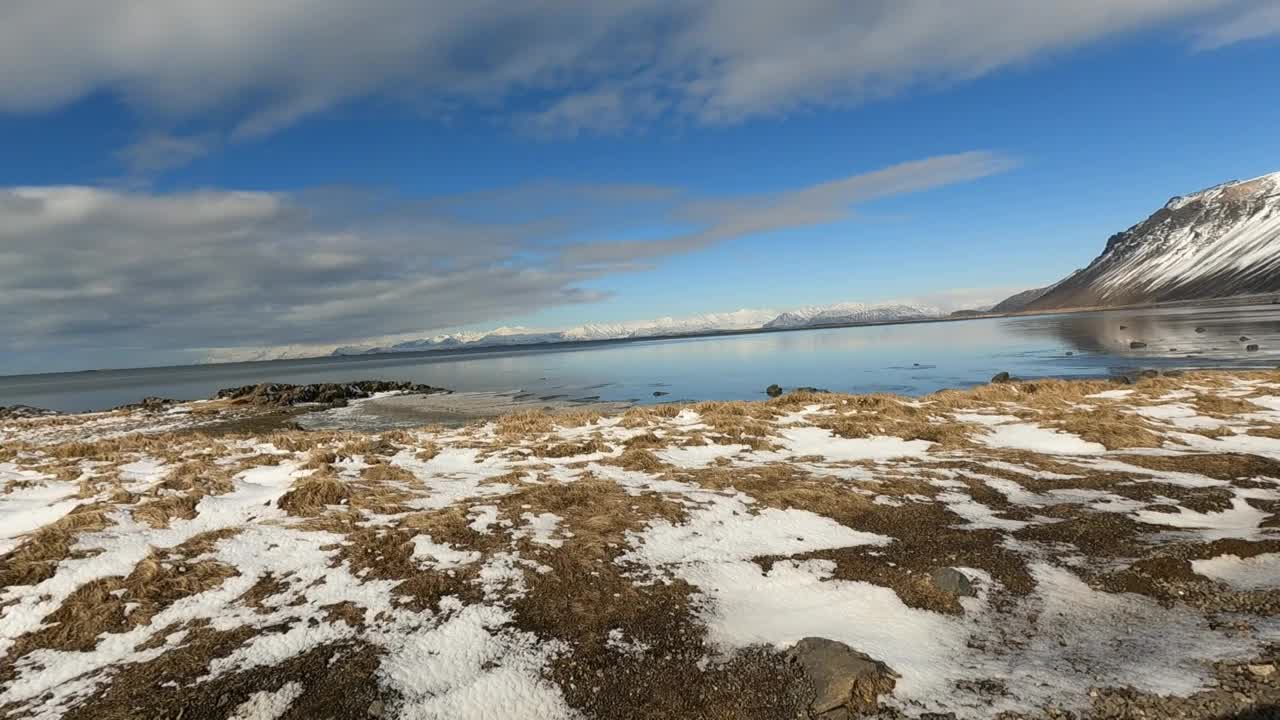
[
  {"x1": 618, "y1": 404, "x2": 683, "y2": 428},
  {"x1": 361, "y1": 462, "x2": 417, "y2": 485},
  {"x1": 765, "y1": 389, "x2": 835, "y2": 408},
  {"x1": 815, "y1": 411, "x2": 976, "y2": 450},
  {"x1": 261, "y1": 430, "x2": 332, "y2": 453},
  {"x1": 1051, "y1": 407, "x2": 1165, "y2": 449},
  {"x1": 535, "y1": 436, "x2": 612, "y2": 458},
  {"x1": 158, "y1": 460, "x2": 236, "y2": 496},
  {"x1": 277, "y1": 472, "x2": 350, "y2": 516},
  {"x1": 0, "y1": 505, "x2": 113, "y2": 587},
  {"x1": 4, "y1": 530, "x2": 241, "y2": 666},
  {"x1": 1193, "y1": 393, "x2": 1262, "y2": 417},
  {"x1": 611, "y1": 447, "x2": 667, "y2": 472},
  {"x1": 494, "y1": 409, "x2": 557, "y2": 439},
  {"x1": 131, "y1": 495, "x2": 200, "y2": 528}
]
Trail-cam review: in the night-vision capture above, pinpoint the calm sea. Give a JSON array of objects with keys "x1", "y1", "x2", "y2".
[{"x1": 4, "y1": 304, "x2": 1280, "y2": 414}]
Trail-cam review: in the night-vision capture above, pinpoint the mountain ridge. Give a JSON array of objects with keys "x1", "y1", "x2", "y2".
[{"x1": 996, "y1": 171, "x2": 1280, "y2": 312}]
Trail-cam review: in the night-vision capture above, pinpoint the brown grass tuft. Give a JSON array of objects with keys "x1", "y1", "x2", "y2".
[
  {"x1": 612, "y1": 447, "x2": 666, "y2": 472},
  {"x1": 1052, "y1": 407, "x2": 1163, "y2": 449},
  {"x1": 536, "y1": 436, "x2": 612, "y2": 458},
  {"x1": 618, "y1": 404, "x2": 682, "y2": 428},
  {"x1": 278, "y1": 474, "x2": 350, "y2": 516},
  {"x1": 495, "y1": 409, "x2": 557, "y2": 439},
  {"x1": 132, "y1": 495, "x2": 200, "y2": 528}
]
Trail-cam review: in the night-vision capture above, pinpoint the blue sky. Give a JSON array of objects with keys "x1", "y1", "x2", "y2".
[{"x1": 2, "y1": 1, "x2": 1279, "y2": 374}]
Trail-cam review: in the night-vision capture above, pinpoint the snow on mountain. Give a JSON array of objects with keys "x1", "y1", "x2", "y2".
[
  {"x1": 320, "y1": 303, "x2": 941, "y2": 359},
  {"x1": 764, "y1": 303, "x2": 939, "y2": 329},
  {"x1": 1021, "y1": 171, "x2": 1280, "y2": 310}
]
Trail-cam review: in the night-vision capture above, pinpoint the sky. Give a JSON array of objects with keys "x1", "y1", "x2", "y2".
[{"x1": 2, "y1": 0, "x2": 1280, "y2": 375}]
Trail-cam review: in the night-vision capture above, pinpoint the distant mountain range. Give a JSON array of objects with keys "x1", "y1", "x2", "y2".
[
  {"x1": 326, "y1": 303, "x2": 942, "y2": 357},
  {"x1": 995, "y1": 171, "x2": 1280, "y2": 312}
]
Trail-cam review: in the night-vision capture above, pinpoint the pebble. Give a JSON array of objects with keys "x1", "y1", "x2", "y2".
[
  {"x1": 368, "y1": 700, "x2": 385, "y2": 717},
  {"x1": 1247, "y1": 663, "x2": 1275, "y2": 678}
]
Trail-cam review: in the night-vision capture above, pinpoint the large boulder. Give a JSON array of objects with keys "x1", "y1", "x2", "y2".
[
  {"x1": 930, "y1": 567, "x2": 977, "y2": 597},
  {"x1": 787, "y1": 637, "x2": 898, "y2": 717}
]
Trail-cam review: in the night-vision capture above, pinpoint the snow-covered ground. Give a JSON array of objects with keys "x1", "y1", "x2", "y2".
[{"x1": 4, "y1": 371, "x2": 1280, "y2": 719}]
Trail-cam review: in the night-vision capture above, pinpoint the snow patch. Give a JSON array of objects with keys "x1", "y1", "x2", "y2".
[
  {"x1": 977, "y1": 424, "x2": 1106, "y2": 455},
  {"x1": 1191, "y1": 553, "x2": 1280, "y2": 590}
]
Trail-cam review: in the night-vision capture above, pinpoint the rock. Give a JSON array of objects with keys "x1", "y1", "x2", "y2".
[
  {"x1": 1139, "y1": 369, "x2": 1161, "y2": 379},
  {"x1": 795, "y1": 386, "x2": 831, "y2": 394},
  {"x1": 1195, "y1": 327, "x2": 1206, "y2": 333},
  {"x1": 113, "y1": 396, "x2": 177, "y2": 412},
  {"x1": 1247, "y1": 663, "x2": 1275, "y2": 678},
  {"x1": 1119, "y1": 325, "x2": 1127, "y2": 330},
  {"x1": 787, "y1": 637, "x2": 898, "y2": 716},
  {"x1": 766, "y1": 384, "x2": 783, "y2": 398},
  {"x1": 0, "y1": 404, "x2": 61, "y2": 419},
  {"x1": 1169, "y1": 347, "x2": 1178, "y2": 352},
  {"x1": 930, "y1": 567, "x2": 977, "y2": 597},
  {"x1": 652, "y1": 391, "x2": 670, "y2": 397},
  {"x1": 1163, "y1": 369, "x2": 1185, "y2": 377},
  {"x1": 1240, "y1": 336, "x2": 1251, "y2": 342},
  {"x1": 1065, "y1": 351, "x2": 1074, "y2": 356},
  {"x1": 1130, "y1": 341, "x2": 1148, "y2": 349},
  {"x1": 1247, "y1": 344, "x2": 1260, "y2": 352},
  {"x1": 367, "y1": 700, "x2": 385, "y2": 717},
  {"x1": 215, "y1": 380, "x2": 449, "y2": 407},
  {"x1": 990, "y1": 372, "x2": 1012, "y2": 384}
]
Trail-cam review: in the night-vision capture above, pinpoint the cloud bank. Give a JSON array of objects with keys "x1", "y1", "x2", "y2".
[
  {"x1": 0, "y1": 0, "x2": 1272, "y2": 138},
  {"x1": 0, "y1": 152, "x2": 1011, "y2": 371}
]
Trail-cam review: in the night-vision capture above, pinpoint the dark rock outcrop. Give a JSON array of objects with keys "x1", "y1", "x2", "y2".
[
  {"x1": 0, "y1": 404, "x2": 62, "y2": 420},
  {"x1": 215, "y1": 381, "x2": 449, "y2": 407},
  {"x1": 113, "y1": 396, "x2": 178, "y2": 412}
]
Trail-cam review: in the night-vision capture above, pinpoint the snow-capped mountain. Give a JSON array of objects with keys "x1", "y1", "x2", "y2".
[
  {"x1": 324, "y1": 303, "x2": 940, "y2": 358},
  {"x1": 1006, "y1": 171, "x2": 1280, "y2": 311},
  {"x1": 764, "y1": 303, "x2": 939, "y2": 329}
]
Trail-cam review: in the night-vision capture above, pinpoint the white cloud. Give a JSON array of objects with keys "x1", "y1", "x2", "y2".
[
  {"x1": 1194, "y1": 2, "x2": 1280, "y2": 49},
  {"x1": 559, "y1": 151, "x2": 1019, "y2": 266},
  {"x1": 115, "y1": 133, "x2": 216, "y2": 176},
  {"x1": 0, "y1": 0, "x2": 1270, "y2": 138},
  {"x1": 0, "y1": 151, "x2": 1013, "y2": 368}
]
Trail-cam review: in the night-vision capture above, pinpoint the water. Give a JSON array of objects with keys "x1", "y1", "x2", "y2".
[{"x1": 4, "y1": 303, "x2": 1280, "y2": 414}]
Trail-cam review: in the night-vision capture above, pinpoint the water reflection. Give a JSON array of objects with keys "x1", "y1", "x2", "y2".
[
  {"x1": 4, "y1": 304, "x2": 1279, "y2": 413},
  {"x1": 1007, "y1": 305, "x2": 1280, "y2": 361}
]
